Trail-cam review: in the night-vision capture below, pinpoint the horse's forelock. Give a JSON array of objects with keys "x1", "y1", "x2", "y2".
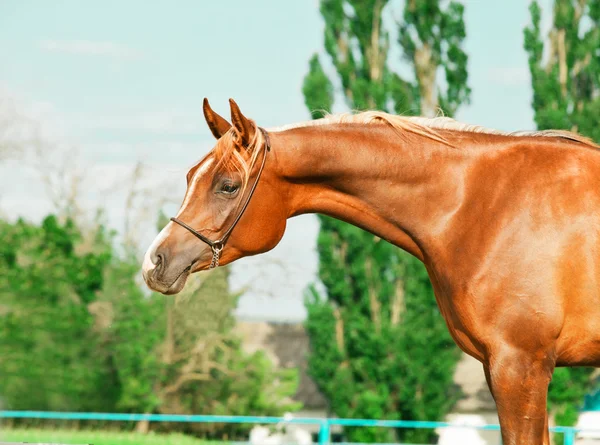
[{"x1": 212, "y1": 124, "x2": 265, "y2": 192}]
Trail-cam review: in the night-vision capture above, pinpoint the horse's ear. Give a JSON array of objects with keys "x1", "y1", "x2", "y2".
[
  {"x1": 229, "y1": 98, "x2": 256, "y2": 146},
  {"x1": 203, "y1": 98, "x2": 231, "y2": 139}
]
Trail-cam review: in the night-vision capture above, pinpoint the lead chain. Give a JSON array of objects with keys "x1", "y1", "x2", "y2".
[{"x1": 209, "y1": 244, "x2": 223, "y2": 269}]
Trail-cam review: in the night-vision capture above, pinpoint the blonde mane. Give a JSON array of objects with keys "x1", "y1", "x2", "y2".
[{"x1": 269, "y1": 110, "x2": 599, "y2": 149}]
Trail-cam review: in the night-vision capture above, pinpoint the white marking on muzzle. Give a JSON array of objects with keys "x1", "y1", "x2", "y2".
[{"x1": 142, "y1": 222, "x2": 175, "y2": 279}]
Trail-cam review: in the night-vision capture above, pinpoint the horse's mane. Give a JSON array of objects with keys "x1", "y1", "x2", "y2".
[{"x1": 270, "y1": 110, "x2": 600, "y2": 149}]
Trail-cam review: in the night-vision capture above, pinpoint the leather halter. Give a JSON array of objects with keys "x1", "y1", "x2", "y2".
[{"x1": 170, "y1": 127, "x2": 271, "y2": 269}]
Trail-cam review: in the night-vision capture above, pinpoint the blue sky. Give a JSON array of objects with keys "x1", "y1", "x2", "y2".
[{"x1": 0, "y1": 0, "x2": 551, "y2": 321}]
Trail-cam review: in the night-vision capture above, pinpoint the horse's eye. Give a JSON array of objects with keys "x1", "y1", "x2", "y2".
[{"x1": 220, "y1": 182, "x2": 239, "y2": 195}]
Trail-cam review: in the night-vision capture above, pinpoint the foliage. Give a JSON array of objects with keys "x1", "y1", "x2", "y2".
[
  {"x1": 548, "y1": 367, "x2": 595, "y2": 427},
  {"x1": 308, "y1": 0, "x2": 470, "y2": 118},
  {"x1": 302, "y1": 54, "x2": 335, "y2": 119},
  {"x1": 524, "y1": 0, "x2": 599, "y2": 434},
  {"x1": 95, "y1": 257, "x2": 165, "y2": 415},
  {"x1": 0, "y1": 215, "x2": 118, "y2": 411},
  {"x1": 397, "y1": 0, "x2": 470, "y2": 116},
  {"x1": 302, "y1": 1, "x2": 469, "y2": 443},
  {"x1": 524, "y1": 0, "x2": 600, "y2": 142},
  {"x1": 0, "y1": 214, "x2": 299, "y2": 439}
]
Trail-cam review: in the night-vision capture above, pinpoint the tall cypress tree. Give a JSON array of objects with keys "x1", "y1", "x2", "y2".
[
  {"x1": 524, "y1": 0, "x2": 599, "y2": 433},
  {"x1": 302, "y1": 1, "x2": 470, "y2": 443}
]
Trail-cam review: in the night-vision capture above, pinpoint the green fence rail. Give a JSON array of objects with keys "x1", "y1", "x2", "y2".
[{"x1": 1, "y1": 411, "x2": 599, "y2": 445}]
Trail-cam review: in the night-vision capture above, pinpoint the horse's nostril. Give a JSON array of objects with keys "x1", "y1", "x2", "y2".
[{"x1": 156, "y1": 253, "x2": 164, "y2": 271}]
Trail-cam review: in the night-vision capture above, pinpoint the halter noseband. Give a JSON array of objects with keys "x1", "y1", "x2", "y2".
[{"x1": 170, "y1": 127, "x2": 271, "y2": 269}]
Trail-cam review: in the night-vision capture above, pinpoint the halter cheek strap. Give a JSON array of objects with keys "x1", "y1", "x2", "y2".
[{"x1": 170, "y1": 127, "x2": 271, "y2": 269}]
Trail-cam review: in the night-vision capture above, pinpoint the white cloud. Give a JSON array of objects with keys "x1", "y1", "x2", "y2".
[
  {"x1": 39, "y1": 39, "x2": 143, "y2": 60},
  {"x1": 487, "y1": 66, "x2": 531, "y2": 87}
]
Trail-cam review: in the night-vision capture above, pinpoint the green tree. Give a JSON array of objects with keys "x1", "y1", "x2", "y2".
[
  {"x1": 0, "y1": 213, "x2": 300, "y2": 440},
  {"x1": 0, "y1": 216, "x2": 118, "y2": 411},
  {"x1": 524, "y1": 0, "x2": 599, "y2": 435},
  {"x1": 93, "y1": 256, "x2": 165, "y2": 423},
  {"x1": 302, "y1": 1, "x2": 469, "y2": 443},
  {"x1": 525, "y1": 0, "x2": 600, "y2": 142}
]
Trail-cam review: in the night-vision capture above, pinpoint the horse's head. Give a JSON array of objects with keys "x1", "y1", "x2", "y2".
[{"x1": 143, "y1": 99, "x2": 288, "y2": 294}]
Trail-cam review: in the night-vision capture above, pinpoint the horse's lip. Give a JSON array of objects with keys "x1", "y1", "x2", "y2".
[
  {"x1": 160, "y1": 259, "x2": 198, "y2": 295},
  {"x1": 163, "y1": 266, "x2": 192, "y2": 295},
  {"x1": 172, "y1": 263, "x2": 192, "y2": 284}
]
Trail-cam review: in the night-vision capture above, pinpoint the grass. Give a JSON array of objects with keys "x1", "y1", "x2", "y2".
[{"x1": 0, "y1": 428, "x2": 219, "y2": 445}]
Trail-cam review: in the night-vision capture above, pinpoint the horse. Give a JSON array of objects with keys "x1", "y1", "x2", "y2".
[{"x1": 143, "y1": 98, "x2": 600, "y2": 445}]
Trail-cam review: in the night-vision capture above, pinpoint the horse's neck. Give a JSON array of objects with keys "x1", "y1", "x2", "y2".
[{"x1": 271, "y1": 124, "x2": 468, "y2": 261}]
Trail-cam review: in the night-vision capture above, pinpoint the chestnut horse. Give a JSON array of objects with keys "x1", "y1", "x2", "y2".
[{"x1": 143, "y1": 98, "x2": 600, "y2": 445}]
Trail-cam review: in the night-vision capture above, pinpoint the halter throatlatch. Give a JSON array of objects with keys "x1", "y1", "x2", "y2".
[{"x1": 170, "y1": 127, "x2": 271, "y2": 269}]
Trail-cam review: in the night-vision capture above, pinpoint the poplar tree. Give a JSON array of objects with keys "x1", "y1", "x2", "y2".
[
  {"x1": 524, "y1": 0, "x2": 600, "y2": 433},
  {"x1": 302, "y1": 1, "x2": 470, "y2": 442}
]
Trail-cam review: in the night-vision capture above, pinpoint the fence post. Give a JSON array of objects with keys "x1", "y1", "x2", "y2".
[
  {"x1": 563, "y1": 427, "x2": 576, "y2": 445},
  {"x1": 318, "y1": 420, "x2": 331, "y2": 445}
]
